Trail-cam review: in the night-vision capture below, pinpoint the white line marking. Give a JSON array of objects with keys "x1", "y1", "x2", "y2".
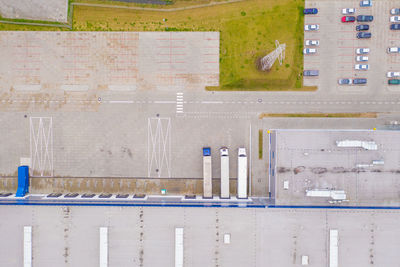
[
  {"x1": 154, "y1": 101, "x2": 176, "y2": 104},
  {"x1": 109, "y1": 100, "x2": 134, "y2": 104},
  {"x1": 201, "y1": 101, "x2": 223, "y2": 104}
]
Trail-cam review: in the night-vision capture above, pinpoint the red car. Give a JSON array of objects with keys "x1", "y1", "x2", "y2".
[{"x1": 342, "y1": 16, "x2": 356, "y2": 22}]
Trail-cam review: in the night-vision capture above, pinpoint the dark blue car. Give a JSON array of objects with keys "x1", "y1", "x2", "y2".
[
  {"x1": 356, "y1": 24, "x2": 369, "y2": 31},
  {"x1": 357, "y1": 32, "x2": 371, "y2": 38},
  {"x1": 353, "y1": 78, "x2": 367, "y2": 84},
  {"x1": 390, "y1": 24, "x2": 400, "y2": 30},
  {"x1": 304, "y1": 8, "x2": 318, "y2": 15},
  {"x1": 357, "y1": 15, "x2": 374, "y2": 22}
]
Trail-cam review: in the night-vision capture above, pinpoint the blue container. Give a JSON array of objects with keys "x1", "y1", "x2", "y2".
[{"x1": 16, "y1": 166, "x2": 29, "y2": 197}]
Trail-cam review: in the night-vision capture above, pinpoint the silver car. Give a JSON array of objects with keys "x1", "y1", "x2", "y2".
[
  {"x1": 338, "y1": 78, "x2": 353, "y2": 85},
  {"x1": 304, "y1": 24, "x2": 319, "y2": 31},
  {"x1": 356, "y1": 48, "x2": 370, "y2": 54},
  {"x1": 356, "y1": 56, "x2": 368, "y2": 61},
  {"x1": 303, "y1": 48, "x2": 316, "y2": 54},
  {"x1": 391, "y1": 8, "x2": 400, "y2": 15},
  {"x1": 342, "y1": 8, "x2": 356, "y2": 14},
  {"x1": 355, "y1": 64, "x2": 369, "y2": 70},
  {"x1": 305, "y1": 40, "x2": 319, "y2": 46}
]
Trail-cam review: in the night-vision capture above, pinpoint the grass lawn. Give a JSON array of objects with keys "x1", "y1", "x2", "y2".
[
  {"x1": 72, "y1": 0, "x2": 307, "y2": 90},
  {"x1": 259, "y1": 113, "x2": 378, "y2": 118}
]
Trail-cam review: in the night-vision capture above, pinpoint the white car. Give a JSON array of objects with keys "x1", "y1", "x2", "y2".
[
  {"x1": 342, "y1": 8, "x2": 355, "y2": 14},
  {"x1": 303, "y1": 48, "x2": 316, "y2": 54},
  {"x1": 356, "y1": 48, "x2": 370, "y2": 54},
  {"x1": 304, "y1": 24, "x2": 319, "y2": 31},
  {"x1": 387, "y1": 71, "x2": 400, "y2": 77},
  {"x1": 356, "y1": 56, "x2": 368, "y2": 61},
  {"x1": 355, "y1": 64, "x2": 369, "y2": 70},
  {"x1": 388, "y1": 47, "x2": 400, "y2": 53},
  {"x1": 390, "y1": 16, "x2": 400, "y2": 22},
  {"x1": 391, "y1": 8, "x2": 400, "y2": 15},
  {"x1": 305, "y1": 40, "x2": 319, "y2": 46}
]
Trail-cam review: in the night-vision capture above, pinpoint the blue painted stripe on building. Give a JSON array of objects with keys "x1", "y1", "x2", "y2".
[
  {"x1": 0, "y1": 200, "x2": 267, "y2": 208},
  {"x1": 268, "y1": 205, "x2": 400, "y2": 210}
]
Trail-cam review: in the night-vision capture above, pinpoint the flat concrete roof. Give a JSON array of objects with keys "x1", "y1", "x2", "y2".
[
  {"x1": 1, "y1": 205, "x2": 400, "y2": 267},
  {"x1": 271, "y1": 129, "x2": 400, "y2": 206}
]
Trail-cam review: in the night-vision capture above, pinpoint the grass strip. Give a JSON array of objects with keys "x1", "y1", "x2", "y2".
[
  {"x1": 259, "y1": 113, "x2": 378, "y2": 119},
  {"x1": 258, "y1": 129, "x2": 263, "y2": 159}
]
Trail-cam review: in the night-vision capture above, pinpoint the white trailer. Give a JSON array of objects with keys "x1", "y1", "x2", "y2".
[
  {"x1": 237, "y1": 148, "x2": 248, "y2": 199},
  {"x1": 220, "y1": 147, "x2": 230, "y2": 199},
  {"x1": 203, "y1": 147, "x2": 212, "y2": 198}
]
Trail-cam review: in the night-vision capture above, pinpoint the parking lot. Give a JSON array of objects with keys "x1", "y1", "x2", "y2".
[{"x1": 304, "y1": 0, "x2": 400, "y2": 94}]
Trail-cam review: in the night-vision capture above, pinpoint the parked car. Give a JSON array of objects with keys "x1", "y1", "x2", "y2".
[
  {"x1": 360, "y1": 0, "x2": 372, "y2": 7},
  {"x1": 303, "y1": 70, "x2": 319, "y2": 76},
  {"x1": 342, "y1": 16, "x2": 356, "y2": 22},
  {"x1": 357, "y1": 32, "x2": 371, "y2": 38},
  {"x1": 304, "y1": 8, "x2": 318, "y2": 14},
  {"x1": 356, "y1": 55, "x2": 368, "y2": 61},
  {"x1": 356, "y1": 24, "x2": 369, "y2": 31},
  {"x1": 391, "y1": 16, "x2": 400, "y2": 22},
  {"x1": 388, "y1": 47, "x2": 400, "y2": 53},
  {"x1": 387, "y1": 71, "x2": 400, "y2": 78},
  {"x1": 338, "y1": 78, "x2": 353, "y2": 85},
  {"x1": 304, "y1": 24, "x2": 319, "y2": 31},
  {"x1": 391, "y1": 8, "x2": 400, "y2": 15},
  {"x1": 303, "y1": 48, "x2": 316, "y2": 54},
  {"x1": 305, "y1": 40, "x2": 320, "y2": 46},
  {"x1": 355, "y1": 64, "x2": 369, "y2": 70},
  {"x1": 353, "y1": 78, "x2": 367, "y2": 84},
  {"x1": 390, "y1": 23, "x2": 400, "y2": 30},
  {"x1": 357, "y1": 15, "x2": 374, "y2": 22},
  {"x1": 356, "y1": 47, "x2": 370, "y2": 54},
  {"x1": 342, "y1": 8, "x2": 356, "y2": 14},
  {"x1": 388, "y1": 79, "x2": 400, "y2": 85}
]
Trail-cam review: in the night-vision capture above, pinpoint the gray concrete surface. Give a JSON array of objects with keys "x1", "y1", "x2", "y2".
[
  {"x1": 271, "y1": 129, "x2": 400, "y2": 206},
  {"x1": 0, "y1": 0, "x2": 68, "y2": 23},
  {"x1": 0, "y1": 31, "x2": 219, "y2": 94},
  {"x1": 1, "y1": 205, "x2": 400, "y2": 266}
]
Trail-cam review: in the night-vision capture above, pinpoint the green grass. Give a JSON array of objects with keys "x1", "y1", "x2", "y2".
[
  {"x1": 72, "y1": 0, "x2": 307, "y2": 90},
  {"x1": 259, "y1": 113, "x2": 378, "y2": 118}
]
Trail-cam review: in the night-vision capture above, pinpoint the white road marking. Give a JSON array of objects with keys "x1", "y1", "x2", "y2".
[
  {"x1": 201, "y1": 101, "x2": 223, "y2": 104},
  {"x1": 154, "y1": 101, "x2": 176, "y2": 104},
  {"x1": 109, "y1": 100, "x2": 134, "y2": 104},
  {"x1": 176, "y1": 92, "x2": 184, "y2": 114}
]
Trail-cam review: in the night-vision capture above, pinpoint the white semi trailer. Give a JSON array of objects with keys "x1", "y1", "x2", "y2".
[
  {"x1": 220, "y1": 147, "x2": 230, "y2": 199},
  {"x1": 203, "y1": 147, "x2": 212, "y2": 198},
  {"x1": 237, "y1": 148, "x2": 248, "y2": 199}
]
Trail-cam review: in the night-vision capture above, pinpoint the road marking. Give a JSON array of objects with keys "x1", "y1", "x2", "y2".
[
  {"x1": 176, "y1": 92, "x2": 184, "y2": 114},
  {"x1": 201, "y1": 101, "x2": 223, "y2": 104},
  {"x1": 154, "y1": 101, "x2": 176, "y2": 104},
  {"x1": 109, "y1": 100, "x2": 134, "y2": 104}
]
